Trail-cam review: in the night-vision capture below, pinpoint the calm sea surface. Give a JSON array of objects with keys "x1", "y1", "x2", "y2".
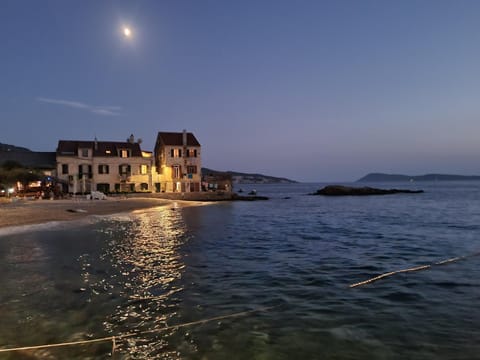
[{"x1": 1, "y1": 182, "x2": 480, "y2": 359}]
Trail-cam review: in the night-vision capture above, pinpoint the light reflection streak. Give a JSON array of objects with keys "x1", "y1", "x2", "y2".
[{"x1": 83, "y1": 204, "x2": 191, "y2": 358}]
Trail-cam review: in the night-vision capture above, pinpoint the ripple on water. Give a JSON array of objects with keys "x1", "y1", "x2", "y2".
[{"x1": 1, "y1": 184, "x2": 480, "y2": 359}]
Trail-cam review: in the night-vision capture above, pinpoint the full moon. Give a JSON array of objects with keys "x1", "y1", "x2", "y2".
[{"x1": 123, "y1": 27, "x2": 131, "y2": 37}]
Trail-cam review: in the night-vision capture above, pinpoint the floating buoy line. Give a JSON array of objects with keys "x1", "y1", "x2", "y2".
[
  {"x1": 349, "y1": 252, "x2": 480, "y2": 288},
  {"x1": 1, "y1": 253, "x2": 478, "y2": 354},
  {"x1": 0, "y1": 306, "x2": 274, "y2": 354}
]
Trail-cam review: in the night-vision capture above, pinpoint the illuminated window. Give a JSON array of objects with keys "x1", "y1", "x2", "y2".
[
  {"x1": 187, "y1": 149, "x2": 197, "y2": 157},
  {"x1": 172, "y1": 165, "x2": 181, "y2": 179},
  {"x1": 120, "y1": 149, "x2": 130, "y2": 158},
  {"x1": 106, "y1": 150, "x2": 111, "y2": 155},
  {"x1": 170, "y1": 149, "x2": 182, "y2": 157},
  {"x1": 140, "y1": 164, "x2": 148, "y2": 174}
]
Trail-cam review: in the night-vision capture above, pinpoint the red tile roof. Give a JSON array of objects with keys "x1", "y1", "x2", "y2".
[
  {"x1": 57, "y1": 140, "x2": 143, "y2": 157},
  {"x1": 156, "y1": 132, "x2": 201, "y2": 147}
]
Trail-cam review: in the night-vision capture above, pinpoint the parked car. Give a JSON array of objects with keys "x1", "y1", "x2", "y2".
[{"x1": 89, "y1": 191, "x2": 107, "y2": 200}]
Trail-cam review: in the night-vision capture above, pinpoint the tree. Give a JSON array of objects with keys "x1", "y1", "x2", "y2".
[
  {"x1": 14, "y1": 169, "x2": 42, "y2": 195},
  {"x1": 1, "y1": 160, "x2": 23, "y2": 170},
  {"x1": 0, "y1": 167, "x2": 42, "y2": 196}
]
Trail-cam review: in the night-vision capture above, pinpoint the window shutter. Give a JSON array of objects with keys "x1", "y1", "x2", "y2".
[
  {"x1": 194, "y1": 149, "x2": 197, "y2": 157},
  {"x1": 179, "y1": 149, "x2": 182, "y2": 157},
  {"x1": 171, "y1": 149, "x2": 174, "y2": 157}
]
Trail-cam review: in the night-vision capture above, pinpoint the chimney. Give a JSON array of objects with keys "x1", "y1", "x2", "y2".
[
  {"x1": 182, "y1": 129, "x2": 187, "y2": 147},
  {"x1": 128, "y1": 134, "x2": 134, "y2": 144},
  {"x1": 94, "y1": 137, "x2": 98, "y2": 150}
]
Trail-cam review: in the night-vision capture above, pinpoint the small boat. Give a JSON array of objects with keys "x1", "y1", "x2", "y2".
[{"x1": 248, "y1": 189, "x2": 257, "y2": 195}]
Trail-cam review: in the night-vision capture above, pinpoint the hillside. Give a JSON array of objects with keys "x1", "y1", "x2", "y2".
[
  {"x1": 0, "y1": 142, "x2": 31, "y2": 152},
  {"x1": 0, "y1": 142, "x2": 296, "y2": 184},
  {"x1": 202, "y1": 168, "x2": 297, "y2": 184},
  {"x1": 357, "y1": 173, "x2": 480, "y2": 182}
]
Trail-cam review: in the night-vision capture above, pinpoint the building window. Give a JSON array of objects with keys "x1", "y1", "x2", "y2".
[
  {"x1": 115, "y1": 183, "x2": 121, "y2": 192},
  {"x1": 120, "y1": 149, "x2": 130, "y2": 158},
  {"x1": 187, "y1": 165, "x2": 197, "y2": 174},
  {"x1": 187, "y1": 149, "x2": 197, "y2": 157},
  {"x1": 140, "y1": 183, "x2": 148, "y2": 191},
  {"x1": 98, "y1": 164, "x2": 109, "y2": 174},
  {"x1": 119, "y1": 164, "x2": 131, "y2": 175},
  {"x1": 78, "y1": 164, "x2": 92, "y2": 179},
  {"x1": 81, "y1": 148, "x2": 89, "y2": 157},
  {"x1": 172, "y1": 165, "x2": 181, "y2": 179},
  {"x1": 170, "y1": 148, "x2": 182, "y2": 158},
  {"x1": 140, "y1": 164, "x2": 148, "y2": 175},
  {"x1": 62, "y1": 164, "x2": 69, "y2": 174}
]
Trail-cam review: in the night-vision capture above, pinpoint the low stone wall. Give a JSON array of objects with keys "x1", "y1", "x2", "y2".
[
  {"x1": 109, "y1": 191, "x2": 269, "y2": 202},
  {"x1": 141, "y1": 191, "x2": 234, "y2": 201}
]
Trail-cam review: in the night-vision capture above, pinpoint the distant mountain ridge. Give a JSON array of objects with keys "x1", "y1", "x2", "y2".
[
  {"x1": 0, "y1": 143, "x2": 296, "y2": 183},
  {"x1": 357, "y1": 173, "x2": 480, "y2": 182},
  {"x1": 202, "y1": 167, "x2": 297, "y2": 184},
  {"x1": 0, "y1": 142, "x2": 31, "y2": 152}
]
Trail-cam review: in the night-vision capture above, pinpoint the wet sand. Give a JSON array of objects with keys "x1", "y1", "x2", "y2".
[{"x1": 0, "y1": 197, "x2": 173, "y2": 229}]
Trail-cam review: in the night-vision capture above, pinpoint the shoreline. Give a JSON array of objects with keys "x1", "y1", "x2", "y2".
[
  {"x1": 0, "y1": 191, "x2": 267, "y2": 230},
  {"x1": 0, "y1": 197, "x2": 175, "y2": 229}
]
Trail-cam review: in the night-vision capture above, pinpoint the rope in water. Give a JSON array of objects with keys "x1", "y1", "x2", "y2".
[
  {"x1": 0, "y1": 306, "x2": 274, "y2": 354},
  {"x1": 2, "y1": 252, "x2": 478, "y2": 352},
  {"x1": 349, "y1": 252, "x2": 480, "y2": 288}
]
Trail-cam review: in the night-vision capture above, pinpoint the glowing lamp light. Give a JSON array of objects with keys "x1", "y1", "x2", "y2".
[
  {"x1": 8, "y1": 188, "x2": 14, "y2": 194},
  {"x1": 123, "y1": 27, "x2": 132, "y2": 38}
]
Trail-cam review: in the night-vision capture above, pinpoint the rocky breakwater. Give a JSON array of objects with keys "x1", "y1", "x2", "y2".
[{"x1": 312, "y1": 185, "x2": 424, "y2": 196}]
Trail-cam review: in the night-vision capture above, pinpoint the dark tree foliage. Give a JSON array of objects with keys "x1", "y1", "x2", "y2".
[
  {"x1": 0, "y1": 166, "x2": 42, "y2": 194},
  {"x1": 1, "y1": 160, "x2": 23, "y2": 170}
]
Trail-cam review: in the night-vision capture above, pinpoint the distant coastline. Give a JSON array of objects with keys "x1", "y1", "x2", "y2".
[
  {"x1": 202, "y1": 167, "x2": 297, "y2": 184},
  {"x1": 357, "y1": 173, "x2": 480, "y2": 182}
]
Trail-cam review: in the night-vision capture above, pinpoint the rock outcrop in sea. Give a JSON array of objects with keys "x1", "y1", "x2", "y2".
[{"x1": 312, "y1": 185, "x2": 424, "y2": 196}]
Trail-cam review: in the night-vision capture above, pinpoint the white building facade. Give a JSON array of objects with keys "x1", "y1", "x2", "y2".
[{"x1": 56, "y1": 136, "x2": 153, "y2": 194}]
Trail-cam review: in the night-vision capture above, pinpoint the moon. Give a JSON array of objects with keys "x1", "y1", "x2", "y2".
[{"x1": 123, "y1": 27, "x2": 132, "y2": 38}]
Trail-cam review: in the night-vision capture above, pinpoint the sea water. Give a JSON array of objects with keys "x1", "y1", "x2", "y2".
[{"x1": 1, "y1": 182, "x2": 480, "y2": 359}]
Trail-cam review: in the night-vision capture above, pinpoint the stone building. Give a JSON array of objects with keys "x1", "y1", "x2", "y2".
[
  {"x1": 154, "y1": 130, "x2": 202, "y2": 192},
  {"x1": 56, "y1": 135, "x2": 153, "y2": 194}
]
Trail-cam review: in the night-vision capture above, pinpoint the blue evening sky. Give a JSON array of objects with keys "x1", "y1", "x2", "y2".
[{"x1": 1, "y1": 1, "x2": 480, "y2": 182}]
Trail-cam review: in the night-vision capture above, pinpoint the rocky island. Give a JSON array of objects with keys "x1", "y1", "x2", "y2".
[{"x1": 312, "y1": 185, "x2": 424, "y2": 196}]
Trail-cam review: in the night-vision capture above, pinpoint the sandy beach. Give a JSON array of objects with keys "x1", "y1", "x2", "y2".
[{"x1": 0, "y1": 197, "x2": 174, "y2": 229}]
